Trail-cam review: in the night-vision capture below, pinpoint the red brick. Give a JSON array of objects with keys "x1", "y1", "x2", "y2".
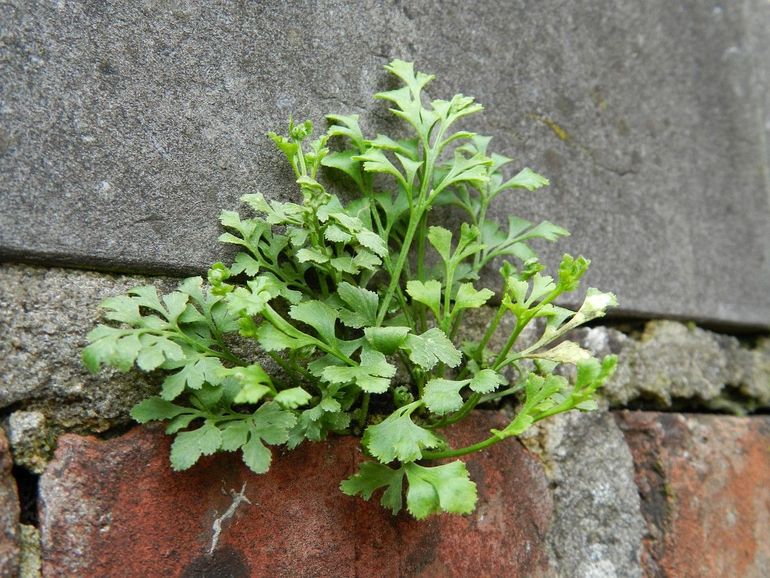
[
  {"x1": 0, "y1": 428, "x2": 20, "y2": 577},
  {"x1": 40, "y1": 412, "x2": 552, "y2": 577},
  {"x1": 616, "y1": 411, "x2": 770, "y2": 578}
]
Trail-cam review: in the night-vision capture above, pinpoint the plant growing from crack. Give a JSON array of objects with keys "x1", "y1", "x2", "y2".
[{"x1": 84, "y1": 60, "x2": 617, "y2": 519}]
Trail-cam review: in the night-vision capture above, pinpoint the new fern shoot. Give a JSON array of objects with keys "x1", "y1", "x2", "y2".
[{"x1": 84, "y1": 60, "x2": 618, "y2": 519}]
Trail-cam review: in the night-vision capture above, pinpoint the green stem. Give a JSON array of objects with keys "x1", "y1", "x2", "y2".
[
  {"x1": 492, "y1": 290, "x2": 563, "y2": 369},
  {"x1": 473, "y1": 196, "x2": 490, "y2": 270},
  {"x1": 449, "y1": 310, "x2": 464, "y2": 340},
  {"x1": 364, "y1": 176, "x2": 393, "y2": 273},
  {"x1": 416, "y1": 211, "x2": 428, "y2": 281},
  {"x1": 168, "y1": 326, "x2": 244, "y2": 366},
  {"x1": 440, "y1": 261, "x2": 455, "y2": 333},
  {"x1": 478, "y1": 381, "x2": 524, "y2": 404},
  {"x1": 534, "y1": 403, "x2": 573, "y2": 422},
  {"x1": 492, "y1": 320, "x2": 525, "y2": 369},
  {"x1": 357, "y1": 392, "x2": 371, "y2": 429},
  {"x1": 477, "y1": 301, "x2": 506, "y2": 354},
  {"x1": 415, "y1": 212, "x2": 429, "y2": 332},
  {"x1": 262, "y1": 305, "x2": 355, "y2": 366},
  {"x1": 296, "y1": 144, "x2": 308, "y2": 176},
  {"x1": 422, "y1": 433, "x2": 503, "y2": 460},
  {"x1": 377, "y1": 120, "x2": 447, "y2": 326},
  {"x1": 210, "y1": 413, "x2": 252, "y2": 424},
  {"x1": 417, "y1": 375, "x2": 426, "y2": 399},
  {"x1": 269, "y1": 352, "x2": 312, "y2": 381},
  {"x1": 398, "y1": 350, "x2": 418, "y2": 384},
  {"x1": 394, "y1": 288, "x2": 415, "y2": 327},
  {"x1": 376, "y1": 210, "x2": 423, "y2": 325},
  {"x1": 439, "y1": 392, "x2": 481, "y2": 428},
  {"x1": 426, "y1": 402, "x2": 574, "y2": 460},
  {"x1": 318, "y1": 271, "x2": 329, "y2": 298}
]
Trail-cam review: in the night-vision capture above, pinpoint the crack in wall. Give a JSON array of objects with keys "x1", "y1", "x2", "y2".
[
  {"x1": 208, "y1": 482, "x2": 251, "y2": 557},
  {"x1": 11, "y1": 465, "x2": 39, "y2": 528}
]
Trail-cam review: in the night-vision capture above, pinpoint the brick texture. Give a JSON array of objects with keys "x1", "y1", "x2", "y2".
[
  {"x1": 617, "y1": 411, "x2": 770, "y2": 578},
  {"x1": 39, "y1": 413, "x2": 552, "y2": 578}
]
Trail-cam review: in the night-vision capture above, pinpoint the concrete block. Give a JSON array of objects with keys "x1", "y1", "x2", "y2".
[{"x1": 2, "y1": 1, "x2": 769, "y2": 326}]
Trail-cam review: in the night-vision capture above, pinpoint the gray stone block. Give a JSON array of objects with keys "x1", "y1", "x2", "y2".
[
  {"x1": 522, "y1": 411, "x2": 646, "y2": 578},
  {"x1": 0, "y1": 264, "x2": 176, "y2": 432},
  {"x1": 0, "y1": 263, "x2": 277, "y2": 434},
  {"x1": 1, "y1": 1, "x2": 769, "y2": 326},
  {"x1": 571, "y1": 321, "x2": 770, "y2": 411},
  {"x1": 5, "y1": 411, "x2": 53, "y2": 475}
]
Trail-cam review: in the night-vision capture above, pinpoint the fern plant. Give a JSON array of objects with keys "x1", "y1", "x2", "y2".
[{"x1": 84, "y1": 60, "x2": 617, "y2": 519}]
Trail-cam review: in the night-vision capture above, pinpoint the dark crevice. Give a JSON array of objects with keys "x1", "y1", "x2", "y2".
[
  {"x1": 0, "y1": 253, "x2": 203, "y2": 279},
  {"x1": 603, "y1": 309, "x2": 769, "y2": 337},
  {"x1": 0, "y1": 400, "x2": 27, "y2": 421},
  {"x1": 93, "y1": 420, "x2": 142, "y2": 440},
  {"x1": 591, "y1": 316, "x2": 769, "y2": 344},
  {"x1": 12, "y1": 464, "x2": 40, "y2": 527},
  {"x1": 609, "y1": 379, "x2": 770, "y2": 416},
  {"x1": 611, "y1": 397, "x2": 770, "y2": 417}
]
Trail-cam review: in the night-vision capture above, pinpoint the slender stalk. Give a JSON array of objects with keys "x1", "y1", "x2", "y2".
[
  {"x1": 269, "y1": 351, "x2": 312, "y2": 381},
  {"x1": 168, "y1": 326, "x2": 244, "y2": 366},
  {"x1": 426, "y1": 400, "x2": 576, "y2": 460},
  {"x1": 398, "y1": 350, "x2": 418, "y2": 384},
  {"x1": 296, "y1": 143, "x2": 308, "y2": 176},
  {"x1": 491, "y1": 288, "x2": 563, "y2": 370},
  {"x1": 479, "y1": 382, "x2": 524, "y2": 404},
  {"x1": 416, "y1": 211, "x2": 427, "y2": 281},
  {"x1": 440, "y1": 261, "x2": 454, "y2": 334},
  {"x1": 394, "y1": 288, "x2": 415, "y2": 328},
  {"x1": 472, "y1": 196, "x2": 490, "y2": 270},
  {"x1": 317, "y1": 272, "x2": 329, "y2": 298},
  {"x1": 492, "y1": 319, "x2": 526, "y2": 369},
  {"x1": 357, "y1": 393, "x2": 371, "y2": 429},
  {"x1": 476, "y1": 301, "x2": 506, "y2": 354},
  {"x1": 262, "y1": 305, "x2": 356, "y2": 366},
  {"x1": 376, "y1": 118, "x2": 448, "y2": 326},
  {"x1": 422, "y1": 433, "x2": 502, "y2": 460},
  {"x1": 376, "y1": 209, "x2": 423, "y2": 325},
  {"x1": 438, "y1": 392, "x2": 481, "y2": 428},
  {"x1": 449, "y1": 310, "x2": 464, "y2": 340}
]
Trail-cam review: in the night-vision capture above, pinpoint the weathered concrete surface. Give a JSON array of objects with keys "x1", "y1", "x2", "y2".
[
  {"x1": 2, "y1": 1, "x2": 769, "y2": 327},
  {"x1": 617, "y1": 411, "x2": 770, "y2": 578},
  {"x1": 521, "y1": 411, "x2": 645, "y2": 578},
  {"x1": 39, "y1": 414, "x2": 552, "y2": 577},
  {"x1": 572, "y1": 321, "x2": 770, "y2": 411},
  {"x1": 0, "y1": 428, "x2": 20, "y2": 578},
  {"x1": 0, "y1": 264, "x2": 177, "y2": 434}
]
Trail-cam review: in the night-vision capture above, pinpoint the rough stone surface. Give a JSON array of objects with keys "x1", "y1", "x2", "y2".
[
  {"x1": 3, "y1": 260, "x2": 767, "y2": 448},
  {"x1": 521, "y1": 411, "x2": 645, "y2": 578},
  {"x1": 2, "y1": 1, "x2": 769, "y2": 326},
  {"x1": 5, "y1": 411, "x2": 53, "y2": 474},
  {"x1": 0, "y1": 262, "x2": 295, "y2": 435},
  {"x1": 0, "y1": 428, "x2": 20, "y2": 577},
  {"x1": 572, "y1": 321, "x2": 770, "y2": 411},
  {"x1": 39, "y1": 413, "x2": 553, "y2": 577},
  {"x1": 19, "y1": 524, "x2": 41, "y2": 578},
  {"x1": 617, "y1": 411, "x2": 770, "y2": 578},
  {"x1": 0, "y1": 264, "x2": 177, "y2": 432}
]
